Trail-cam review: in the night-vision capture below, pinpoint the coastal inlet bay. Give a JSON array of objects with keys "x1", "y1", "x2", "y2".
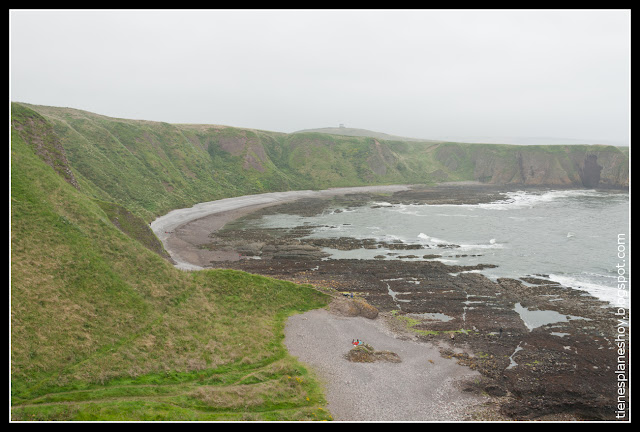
[{"x1": 157, "y1": 184, "x2": 630, "y2": 420}]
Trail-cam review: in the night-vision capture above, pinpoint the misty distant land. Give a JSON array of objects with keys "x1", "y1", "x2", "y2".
[{"x1": 295, "y1": 126, "x2": 628, "y2": 148}]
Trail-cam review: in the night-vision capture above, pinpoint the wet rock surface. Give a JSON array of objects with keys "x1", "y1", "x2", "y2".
[{"x1": 202, "y1": 185, "x2": 627, "y2": 420}]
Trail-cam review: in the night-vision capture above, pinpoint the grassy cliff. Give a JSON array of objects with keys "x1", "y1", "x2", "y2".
[
  {"x1": 10, "y1": 102, "x2": 629, "y2": 420},
  {"x1": 11, "y1": 104, "x2": 332, "y2": 420}
]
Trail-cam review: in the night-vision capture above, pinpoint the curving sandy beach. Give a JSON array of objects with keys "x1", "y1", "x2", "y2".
[{"x1": 150, "y1": 185, "x2": 412, "y2": 270}]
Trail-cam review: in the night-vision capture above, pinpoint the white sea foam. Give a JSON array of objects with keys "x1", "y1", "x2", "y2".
[
  {"x1": 395, "y1": 204, "x2": 421, "y2": 216},
  {"x1": 436, "y1": 213, "x2": 479, "y2": 218},
  {"x1": 417, "y1": 233, "x2": 452, "y2": 245},
  {"x1": 458, "y1": 242, "x2": 504, "y2": 251},
  {"x1": 478, "y1": 189, "x2": 604, "y2": 210},
  {"x1": 548, "y1": 274, "x2": 623, "y2": 307},
  {"x1": 418, "y1": 233, "x2": 502, "y2": 251},
  {"x1": 433, "y1": 258, "x2": 459, "y2": 264}
]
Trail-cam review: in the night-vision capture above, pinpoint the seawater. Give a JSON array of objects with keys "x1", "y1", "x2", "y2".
[{"x1": 250, "y1": 189, "x2": 630, "y2": 307}]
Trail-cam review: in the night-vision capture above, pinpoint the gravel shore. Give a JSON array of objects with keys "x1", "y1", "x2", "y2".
[
  {"x1": 284, "y1": 307, "x2": 488, "y2": 422},
  {"x1": 150, "y1": 185, "x2": 412, "y2": 270}
]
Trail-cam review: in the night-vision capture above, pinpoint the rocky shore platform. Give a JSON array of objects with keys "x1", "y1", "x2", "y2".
[{"x1": 189, "y1": 184, "x2": 628, "y2": 420}]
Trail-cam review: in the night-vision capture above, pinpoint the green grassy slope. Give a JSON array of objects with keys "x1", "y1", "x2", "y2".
[{"x1": 11, "y1": 116, "x2": 331, "y2": 420}]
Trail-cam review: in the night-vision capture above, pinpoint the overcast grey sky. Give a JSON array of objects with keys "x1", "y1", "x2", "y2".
[{"x1": 10, "y1": 9, "x2": 630, "y2": 146}]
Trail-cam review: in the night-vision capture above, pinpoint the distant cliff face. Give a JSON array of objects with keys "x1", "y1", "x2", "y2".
[
  {"x1": 206, "y1": 128, "x2": 269, "y2": 172},
  {"x1": 580, "y1": 154, "x2": 603, "y2": 188},
  {"x1": 462, "y1": 145, "x2": 628, "y2": 189}
]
